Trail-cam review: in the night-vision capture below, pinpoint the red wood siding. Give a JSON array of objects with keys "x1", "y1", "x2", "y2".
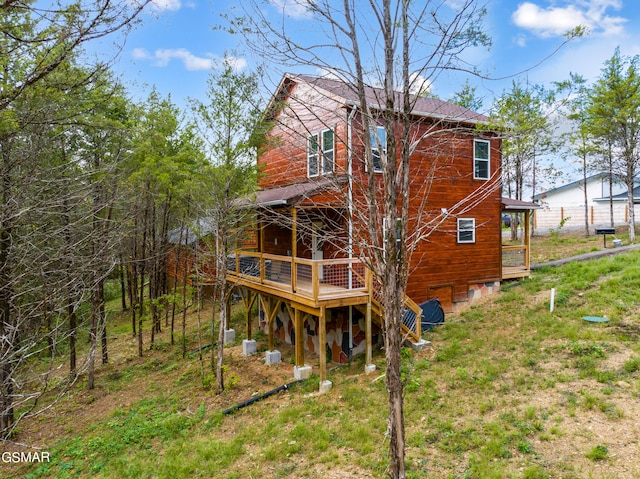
[
  {"x1": 257, "y1": 82, "x2": 502, "y2": 307},
  {"x1": 259, "y1": 82, "x2": 348, "y2": 189}
]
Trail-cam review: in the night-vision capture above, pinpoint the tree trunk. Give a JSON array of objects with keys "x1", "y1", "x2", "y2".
[
  {"x1": 69, "y1": 302, "x2": 77, "y2": 379},
  {"x1": 87, "y1": 287, "x2": 98, "y2": 390},
  {"x1": 583, "y1": 154, "x2": 589, "y2": 237},
  {"x1": 119, "y1": 256, "x2": 127, "y2": 311},
  {"x1": 628, "y1": 181, "x2": 636, "y2": 242},
  {"x1": 99, "y1": 277, "x2": 108, "y2": 364}
]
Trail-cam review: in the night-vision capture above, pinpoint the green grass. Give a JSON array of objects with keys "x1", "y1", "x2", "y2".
[{"x1": 13, "y1": 248, "x2": 640, "y2": 479}]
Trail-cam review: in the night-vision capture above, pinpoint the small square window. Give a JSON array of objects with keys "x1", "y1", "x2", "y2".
[{"x1": 457, "y1": 218, "x2": 475, "y2": 243}]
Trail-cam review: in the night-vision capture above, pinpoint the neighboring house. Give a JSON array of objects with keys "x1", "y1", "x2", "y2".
[
  {"x1": 533, "y1": 173, "x2": 640, "y2": 230},
  {"x1": 218, "y1": 73, "x2": 539, "y2": 386}
]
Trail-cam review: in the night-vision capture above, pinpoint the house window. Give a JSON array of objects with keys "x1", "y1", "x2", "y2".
[
  {"x1": 474, "y1": 139, "x2": 490, "y2": 180},
  {"x1": 322, "y1": 129, "x2": 334, "y2": 173},
  {"x1": 457, "y1": 218, "x2": 475, "y2": 243},
  {"x1": 308, "y1": 129, "x2": 334, "y2": 178},
  {"x1": 308, "y1": 133, "x2": 319, "y2": 177},
  {"x1": 370, "y1": 126, "x2": 386, "y2": 173}
]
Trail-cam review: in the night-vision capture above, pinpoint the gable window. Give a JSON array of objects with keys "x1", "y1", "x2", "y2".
[
  {"x1": 308, "y1": 129, "x2": 334, "y2": 177},
  {"x1": 457, "y1": 218, "x2": 475, "y2": 243},
  {"x1": 474, "y1": 139, "x2": 490, "y2": 180},
  {"x1": 370, "y1": 126, "x2": 386, "y2": 173}
]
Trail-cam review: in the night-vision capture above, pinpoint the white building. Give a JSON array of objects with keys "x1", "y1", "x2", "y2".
[{"x1": 532, "y1": 173, "x2": 640, "y2": 231}]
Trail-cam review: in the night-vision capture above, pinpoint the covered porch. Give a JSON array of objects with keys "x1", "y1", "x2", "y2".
[
  {"x1": 228, "y1": 180, "x2": 423, "y2": 390},
  {"x1": 501, "y1": 197, "x2": 540, "y2": 280}
]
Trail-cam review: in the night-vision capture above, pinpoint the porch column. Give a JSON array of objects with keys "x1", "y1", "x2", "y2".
[
  {"x1": 294, "y1": 308, "x2": 304, "y2": 367},
  {"x1": 291, "y1": 207, "x2": 297, "y2": 293},
  {"x1": 524, "y1": 210, "x2": 531, "y2": 271}
]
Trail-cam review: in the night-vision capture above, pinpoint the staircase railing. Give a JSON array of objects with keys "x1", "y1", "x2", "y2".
[{"x1": 352, "y1": 268, "x2": 422, "y2": 343}]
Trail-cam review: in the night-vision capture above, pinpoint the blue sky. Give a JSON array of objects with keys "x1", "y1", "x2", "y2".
[{"x1": 111, "y1": 0, "x2": 640, "y2": 112}]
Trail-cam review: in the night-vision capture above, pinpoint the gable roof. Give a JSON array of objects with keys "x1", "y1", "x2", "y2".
[
  {"x1": 534, "y1": 173, "x2": 640, "y2": 202},
  {"x1": 594, "y1": 183, "x2": 640, "y2": 203},
  {"x1": 268, "y1": 73, "x2": 488, "y2": 124}
]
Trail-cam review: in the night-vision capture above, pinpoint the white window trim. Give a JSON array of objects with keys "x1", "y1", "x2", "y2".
[
  {"x1": 457, "y1": 218, "x2": 476, "y2": 244},
  {"x1": 308, "y1": 133, "x2": 319, "y2": 178},
  {"x1": 308, "y1": 129, "x2": 334, "y2": 178},
  {"x1": 369, "y1": 125, "x2": 386, "y2": 173},
  {"x1": 473, "y1": 139, "x2": 490, "y2": 180},
  {"x1": 321, "y1": 129, "x2": 335, "y2": 174}
]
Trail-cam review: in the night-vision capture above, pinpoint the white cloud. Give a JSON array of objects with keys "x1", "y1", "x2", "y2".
[
  {"x1": 512, "y1": 0, "x2": 627, "y2": 39},
  {"x1": 409, "y1": 73, "x2": 433, "y2": 96},
  {"x1": 149, "y1": 0, "x2": 182, "y2": 11},
  {"x1": 268, "y1": 0, "x2": 313, "y2": 20},
  {"x1": 131, "y1": 48, "x2": 248, "y2": 72}
]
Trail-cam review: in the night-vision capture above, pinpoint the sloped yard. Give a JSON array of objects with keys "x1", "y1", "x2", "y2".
[{"x1": 5, "y1": 234, "x2": 640, "y2": 479}]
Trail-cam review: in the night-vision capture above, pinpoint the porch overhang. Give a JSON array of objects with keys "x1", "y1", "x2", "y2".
[
  {"x1": 501, "y1": 197, "x2": 541, "y2": 212},
  {"x1": 252, "y1": 177, "x2": 347, "y2": 208}
]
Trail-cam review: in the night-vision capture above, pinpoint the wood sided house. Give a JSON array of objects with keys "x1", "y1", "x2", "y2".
[{"x1": 169, "y1": 74, "x2": 537, "y2": 387}]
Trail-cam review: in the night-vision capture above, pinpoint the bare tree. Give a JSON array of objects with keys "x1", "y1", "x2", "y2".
[{"x1": 229, "y1": 1, "x2": 497, "y2": 477}]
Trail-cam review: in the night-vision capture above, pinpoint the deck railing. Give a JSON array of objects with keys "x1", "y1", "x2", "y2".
[
  {"x1": 502, "y1": 244, "x2": 530, "y2": 279},
  {"x1": 227, "y1": 252, "x2": 370, "y2": 301},
  {"x1": 228, "y1": 251, "x2": 422, "y2": 342}
]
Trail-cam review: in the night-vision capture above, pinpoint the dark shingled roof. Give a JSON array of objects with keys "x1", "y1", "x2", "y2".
[
  {"x1": 501, "y1": 197, "x2": 540, "y2": 211},
  {"x1": 253, "y1": 177, "x2": 339, "y2": 207},
  {"x1": 292, "y1": 73, "x2": 489, "y2": 124}
]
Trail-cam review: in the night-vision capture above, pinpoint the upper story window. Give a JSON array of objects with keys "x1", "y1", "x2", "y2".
[
  {"x1": 474, "y1": 139, "x2": 490, "y2": 180},
  {"x1": 308, "y1": 129, "x2": 334, "y2": 177},
  {"x1": 369, "y1": 126, "x2": 386, "y2": 173}
]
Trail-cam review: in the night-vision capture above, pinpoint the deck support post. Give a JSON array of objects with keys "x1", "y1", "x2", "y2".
[
  {"x1": 365, "y1": 297, "x2": 373, "y2": 368},
  {"x1": 319, "y1": 306, "x2": 328, "y2": 383},
  {"x1": 239, "y1": 288, "x2": 257, "y2": 341}
]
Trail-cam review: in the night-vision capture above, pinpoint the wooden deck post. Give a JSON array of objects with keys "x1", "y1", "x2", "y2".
[
  {"x1": 366, "y1": 298, "x2": 372, "y2": 365},
  {"x1": 319, "y1": 306, "x2": 327, "y2": 382},
  {"x1": 267, "y1": 306, "x2": 275, "y2": 352},
  {"x1": 240, "y1": 289, "x2": 257, "y2": 340},
  {"x1": 294, "y1": 308, "x2": 304, "y2": 366}
]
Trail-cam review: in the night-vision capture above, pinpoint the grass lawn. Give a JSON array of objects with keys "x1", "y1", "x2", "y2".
[{"x1": 5, "y1": 232, "x2": 640, "y2": 479}]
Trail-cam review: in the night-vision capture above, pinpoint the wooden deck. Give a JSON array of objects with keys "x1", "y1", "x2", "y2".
[{"x1": 226, "y1": 251, "x2": 423, "y2": 342}]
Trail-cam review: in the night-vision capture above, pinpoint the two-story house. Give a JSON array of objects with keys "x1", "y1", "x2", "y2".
[{"x1": 223, "y1": 73, "x2": 537, "y2": 387}]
